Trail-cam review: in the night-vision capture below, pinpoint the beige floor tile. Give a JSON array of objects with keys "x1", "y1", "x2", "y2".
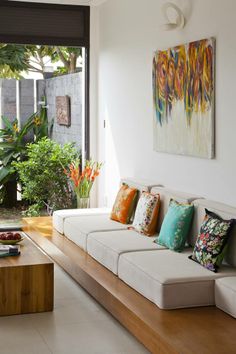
[
  {"x1": 0, "y1": 327, "x2": 52, "y2": 354},
  {"x1": 54, "y1": 267, "x2": 101, "y2": 310},
  {"x1": 37, "y1": 319, "x2": 149, "y2": 354},
  {"x1": 0, "y1": 313, "x2": 35, "y2": 331},
  {"x1": 0, "y1": 265, "x2": 149, "y2": 354},
  {"x1": 26, "y1": 297, "x2": 111, "y2": 328}
]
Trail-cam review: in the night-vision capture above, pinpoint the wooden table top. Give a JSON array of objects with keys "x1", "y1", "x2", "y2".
[{"x1": 0, "y1": 233, "x2": 53, "y2": 268}]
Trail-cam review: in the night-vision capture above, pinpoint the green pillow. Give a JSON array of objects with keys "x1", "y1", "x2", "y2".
[{"x1": 156, "y1": 199, "x2": 194, "y2": 252}]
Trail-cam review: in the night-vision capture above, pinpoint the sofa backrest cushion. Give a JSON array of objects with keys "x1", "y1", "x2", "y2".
[
  {"x1": 191, "y1": 199, "x2": 236, "y2": 267},
  {"x1": 150, "y1": 186, "x2": 200, "y2": 232},
  {"x1": 121, "y1": 178, "x2": 162, "y2": 193}
]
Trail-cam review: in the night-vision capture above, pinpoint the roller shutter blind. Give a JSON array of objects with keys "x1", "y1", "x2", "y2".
[{"x1": 0, "y1": 1, "x2": 90, "y2": 47}]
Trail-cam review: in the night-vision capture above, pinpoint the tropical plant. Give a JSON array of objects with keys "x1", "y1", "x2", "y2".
[
  {"x1": 0, "y1": 113, "x2": 36, "y2": 205},
  {"x1": 0, "y1": 44, "x2": 28, "y2": 79},
  {"x1": 13, "y1": 138, "x2": 80, "y2": 215},
  {"x1": 33, "y1": 96, "x2": 53, "y2": 139},
  {"x1": 0, "y1": 44, "x2": 82, "y2": 79},
  {"x1": 0, "y1": 102, "x2": 52, "y2": 206}
]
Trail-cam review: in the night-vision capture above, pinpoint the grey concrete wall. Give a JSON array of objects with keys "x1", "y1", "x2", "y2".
[
  {"x1": 36, "y1": 80, "x2": 46, "y2": 108},
  {"x1": 19, "y1": 80, "x2": 34, "y2": 125},
  {"x1": 19, "y1": 80, "x2": 35, "y2": 142},
  {"x1": 45, "y1": 72, "x2": 82, "y2": 150},
  {"x1": 0, "y1": 79, "x2": 35, "y2": 129},
  {"x1": 0, "y1": 79, "x2": 17, "y2": 123},
  {"x1": 0, "y1": 74, "x2": 82, "y2": 151}
]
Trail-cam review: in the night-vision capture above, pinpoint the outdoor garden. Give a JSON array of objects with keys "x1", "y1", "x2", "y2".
[{"x1": 0, "y1": 44, "x2": 100, "y2": 227}]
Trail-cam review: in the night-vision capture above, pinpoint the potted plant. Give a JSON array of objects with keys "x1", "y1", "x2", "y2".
[{"x1": 65, "y1": 159, "x2": 102, "y2": 208}]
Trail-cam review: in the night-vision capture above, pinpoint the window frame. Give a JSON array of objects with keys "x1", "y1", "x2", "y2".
[{"x1": 0, "y1": 0, "x2": 90, "y2": 158}]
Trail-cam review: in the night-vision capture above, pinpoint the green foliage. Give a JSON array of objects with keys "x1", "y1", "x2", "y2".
[
  {"x1": 0, "y1": 114, "x2": 36, "y2": 185},
  {"x1": 14, "y1": 138, "x2": 79, "y2": 214},
  {"x1": 0, "y1": 102, "x2": 52, "y2": 187},
  {"x1": 0, "y1": 44, "x2": 28, "y2": 78},
  {"x1": 0, "y1": 64, "x2": 23, "y2": 79},
  {"x1": 0, "y1": 44, "x2": 82, "y2": 79},
  {"x1": 0, "y1": 186, "x2": 6, "y2": 204},
  {"x1": 33, "y1": 96, "x2": 53, "y2": 141},
  {"x1": 51, "y1": 47, "x2": 82, "y2": 76},
  {"x1": 22, "y1": 204, "x2": 43, "y2": 217}
]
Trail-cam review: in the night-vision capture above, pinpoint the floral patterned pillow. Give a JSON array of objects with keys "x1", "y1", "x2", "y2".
[
  {"x1": 189, "y1": 209, "x2": 235, "y2": 272},
  {"x1": 110, "y1": 184, "x2": 138, "y2": 224},
  {"x1": 132, "y1": 192, "x2": 160, "y2": 236}
]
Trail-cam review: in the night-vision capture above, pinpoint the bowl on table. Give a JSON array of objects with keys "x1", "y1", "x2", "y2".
[{"x1": 0, "y1": 232, "x2": 24, "y2": 244}]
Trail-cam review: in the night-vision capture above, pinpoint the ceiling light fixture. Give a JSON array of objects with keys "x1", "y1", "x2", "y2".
[{"x1": 161, "y1": 2, "x2": 185, "y2": 31}]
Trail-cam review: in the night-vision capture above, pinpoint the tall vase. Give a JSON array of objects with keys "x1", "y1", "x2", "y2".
[{"x1": 76, "y1": 195, "x2": 90, "y2": 209}]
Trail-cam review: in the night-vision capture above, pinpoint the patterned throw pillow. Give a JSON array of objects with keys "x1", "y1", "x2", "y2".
[
  {"x1": 156, "y1": 199, "x2": 194, "y2": 252},
  {"x1": 132, "y1": 192, "x2": 160, "y2": 236},
  {"x1": 110, "y1": 184, "x2": 138, "y2": 224},
  {"x1": 189, "y1": 209, "x2": 234, "y2": 272}
]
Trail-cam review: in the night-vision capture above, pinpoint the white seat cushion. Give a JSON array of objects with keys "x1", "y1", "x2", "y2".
[
  {"x1": 53, "y1": 208, "x2": 111, "y2": 234},
  {"x1": 118, "y1": 250, "x2": 236, "y2": 309},
  {"x1": 87, "y1": 230, "x2": 165, "y2": 274},
  {"x1": 64, "y1": 215, "x2": 127, "y2": 251},
  {"x1": 215, "y1": 277, "x2": 236, "y2": 318}
]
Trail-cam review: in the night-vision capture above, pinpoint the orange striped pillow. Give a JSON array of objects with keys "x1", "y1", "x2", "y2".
[{"x1": 110, "y1": 184, "x2": 138, "y2": 224}]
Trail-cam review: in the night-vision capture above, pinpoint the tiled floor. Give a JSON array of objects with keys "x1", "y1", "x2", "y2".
[{"x1": 0, "y1": 264, "x2": 149, "y2": 354}]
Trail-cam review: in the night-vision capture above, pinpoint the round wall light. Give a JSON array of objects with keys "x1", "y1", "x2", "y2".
[{"x1": 161, "y1": 2, "x2": 185, "y2": 31}]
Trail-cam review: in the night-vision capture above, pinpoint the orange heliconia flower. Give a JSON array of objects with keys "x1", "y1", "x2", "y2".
[{"x1": 65, "y1": 159, "x2": 102, "y2": 198}]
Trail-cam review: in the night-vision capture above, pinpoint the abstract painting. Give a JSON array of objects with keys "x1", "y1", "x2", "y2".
[{"x1": 153, "y1": 38, "x2": 215, "y2": 158}]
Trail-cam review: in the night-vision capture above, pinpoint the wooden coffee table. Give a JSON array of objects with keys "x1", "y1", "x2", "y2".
[{"x1": 0, "y1": 234, "x2": 54, "y2": 316}]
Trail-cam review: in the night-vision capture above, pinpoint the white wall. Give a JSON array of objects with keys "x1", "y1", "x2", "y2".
[{"x1": 92, "y1": 0, "x2": 236, "y2": 207}]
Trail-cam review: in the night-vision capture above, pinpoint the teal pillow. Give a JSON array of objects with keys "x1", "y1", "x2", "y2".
[{"x1": 156, "y1": 199, "x2": 194, "y2": 252}]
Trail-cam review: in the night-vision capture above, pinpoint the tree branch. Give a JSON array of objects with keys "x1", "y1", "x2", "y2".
[
  {"x1": 27, "y1": 63, "x2": 43, "y2": 74},
  {"x1": 55, "y1": 47, "x2": 70, "y2": 69}
]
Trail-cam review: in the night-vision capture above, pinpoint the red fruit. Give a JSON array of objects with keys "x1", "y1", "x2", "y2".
[{"x1": 0, "y1": 232, "x2": 21, "y2": 241}]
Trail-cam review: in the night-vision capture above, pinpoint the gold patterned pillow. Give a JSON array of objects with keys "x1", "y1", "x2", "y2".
[{"x1": 132, "y1": 192, "x2": 160, "y2": 236}]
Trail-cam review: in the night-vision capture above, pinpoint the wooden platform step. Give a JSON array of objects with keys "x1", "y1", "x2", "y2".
[{"x1": 22, "y1": 216, "x2": 236, "y2": 354}]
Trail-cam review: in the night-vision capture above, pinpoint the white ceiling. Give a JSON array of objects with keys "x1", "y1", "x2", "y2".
[{"x1": 11, "y1": 0, "x2": 108, "y2": 6}]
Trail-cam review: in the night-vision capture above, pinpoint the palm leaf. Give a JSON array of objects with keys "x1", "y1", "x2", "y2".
[
  {"x1": 17, "y1": 112, "x2": 36, "y2": 140},
  {"x1": 2, "y1": 151, "x2": 15, "y2": 166},
  {"x1": 1, "y1": 116, "x2": 14, "y2": 131},
  {"x1": 0, "y1": 166, "x2": 11, "y2": 184},
  {"x1": 0, "y1": 142, "x2": 16, "y2": 149}
]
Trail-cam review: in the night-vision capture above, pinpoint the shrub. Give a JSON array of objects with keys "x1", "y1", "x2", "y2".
[
  {"x1": 14, "y1": 137, "x2": 79, "y2": 215},
  {"x1": 0, "y1": 100, "x2": 52, "y2": 207}
]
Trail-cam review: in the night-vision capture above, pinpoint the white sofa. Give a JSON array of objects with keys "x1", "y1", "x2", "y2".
[
  {"x1": 86, "y1": 186, "x2": 199, "y2": 275},
  {"x1": 215, "y1": 277, "x2": 236, "y2": 318},
  {"x1": 53, "y1": 208, "x2": 111, "y2": 235},
  {"x1": 118, "y1": 249, "x2": 236, "y2": 309},
  {"x1": 53, "y1": 178, "x2": 160, "y2": 251},
  {"x1": 53, "y1": 176, "x2": 159, "y2": 234},
  {"x1": 52, "y1": 180, "x2": 236, "y2": 312}
]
